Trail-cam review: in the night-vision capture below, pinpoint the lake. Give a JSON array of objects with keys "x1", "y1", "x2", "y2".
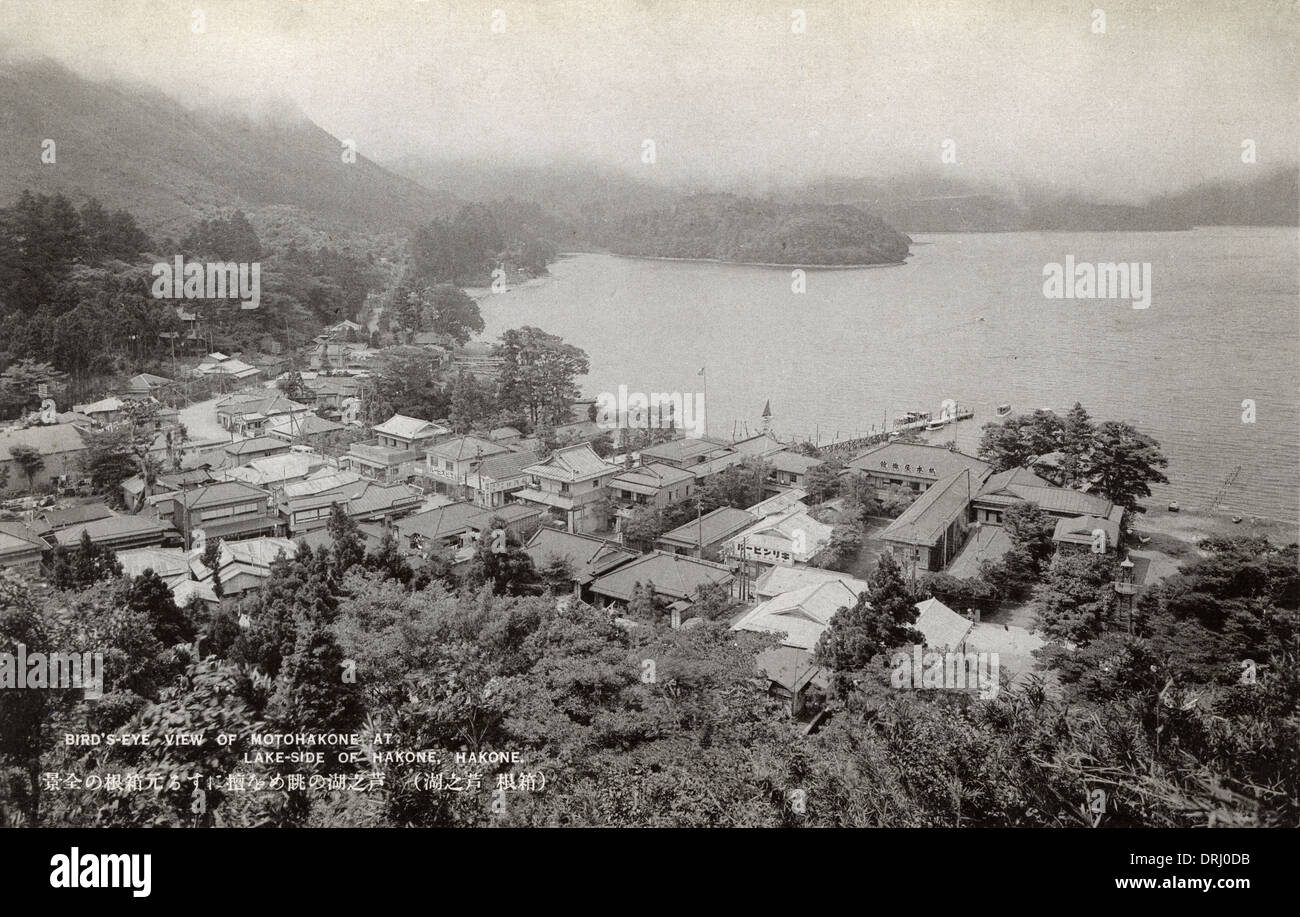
[{"x1": 479, "y1": 228, "x2": 1300, "y2": 524}]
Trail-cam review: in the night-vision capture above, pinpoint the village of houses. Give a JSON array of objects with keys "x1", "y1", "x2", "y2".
[{"x1": 0, "y1": 317, "x2": 1141, "y2": 721}]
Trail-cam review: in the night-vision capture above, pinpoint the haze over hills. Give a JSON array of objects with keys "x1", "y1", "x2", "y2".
[
  {"x1": 3, "y1": 56, "x2": 1294, "y2": 261},
  {"x1": 393, "y1": 155, "x2": 1300, "y2": 240},
  {"x1": 0, "y1": 59, "x2": 457, "y2": 240}
]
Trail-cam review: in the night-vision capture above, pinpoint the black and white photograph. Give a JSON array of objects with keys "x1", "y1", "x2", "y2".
[{"x1": 0, "y1": 0, "x2": 1295, "y2": 891}]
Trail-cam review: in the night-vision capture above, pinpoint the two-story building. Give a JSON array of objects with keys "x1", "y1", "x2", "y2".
[
  {"x1": 513, "y1": 444, "x2": 621, "y2": 535},
  {"x1": 344, "y1": 414, "x2": 449, "y2": 484},
  {"x1": 608, "y1": 462, "x2": 696, "y2": 531},
  {"x1": 422, "y1": 435, "x2": 512, "y2": 496},
  {"x1": 216, "y1": 391, "x2": 312, "y2": 438},
  {"x1": 524, "y1": 527, "x2": 639, "y2": 599},
  {"x1": 848, "y1": 442, "x2": 991, "y2": 497},
  {"x1": 725, "y1": 507, "x2": 834, "y2": 571},
  {"x1": 767, "y1": 449, "x2": 825, "y2": 489},
  {"x1": 656, "y1": 506, "x2": 757, "y2": 561},
  {"x1": 879, "y1": 468, "x2": 975, "y2": 574},
  {"x1": 465, "y1": 449, "x2": 542, "y2": 509},
  {"x1": 173, "y1": 480, "x2": 281, "y2": 549},
  {"x1": 638, "y1": 437, "x2": 747, "y2": 484}
]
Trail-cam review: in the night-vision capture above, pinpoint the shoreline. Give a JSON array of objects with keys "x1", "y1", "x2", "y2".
[
  {"x1": 1132, "y1": 505, "x2": 1298, "y2": 549},
  {"x1": 565, "y1": 250, "x2": 910, "y2": 270}
]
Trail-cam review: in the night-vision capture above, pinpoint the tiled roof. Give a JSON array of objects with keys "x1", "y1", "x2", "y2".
[
  {"x1": 730, "y1": 508, "x2": 834, "y2": 553},
  {"x1": 347, "y1": 483, "x2": 422, "y2": 518},
  {"x1": 639, "y1": 437, "x2": 732, "y2": 465},
  {"x1": 222, "y1": 536, "x2": 298, "y2": 568},
  {"x1": 37, "y1": 503, "x2": 115, "y2": 529},
  {"x1": 0, "y1": 520, "x2": 48, "y2": 556},
  {"x1": 976, "y1": 468, "x2": 1113, "y2": 516},
  {"x1": 283, "y1": 471, "x2": 362, "y2": 499},
  {"x1": 746, "y1": 489, "x2": 808, "y2": 518},
  {"x1": 881, "y1": 469, "x2": 973, "y2": 546},
  {"x1": 769, "y1": 450, "x2": 824, "y2": 475},
  {"x1": 525, "y1": 444, "x2": 617, "y2": 482},
  {"x1": 524, "y1": 527, "x2": 638, "y2": 585},
  {"x1": 373, "y1": 414, "x2": 447, "y2": 440},
  {"x1": 754, "y1": 646, "x2": 830, "y2": 694},
  {"x1": 426, "y1": 435, "x2": 509, "y2": 463},
  {"x1": 0, "y1": 423, "x2": 87, "y2": 461},
  {"x1": 395, "y1": 502, "x2": 483, "y2": 541},
  {"x1": 53, "y1": 514, "x2": 166, "y2": 547},
  {"x1": 473, "y1": 450, "x2": 541, "y2": 483},
  {"x1": 658, "y1": 506, "x2": 756, "y2": 548},
  {"x1": 590, "y1": 550, "x2": 734, "y2": 602},
  {"x1": 1053, "y1": 513, "x2": 1121, "y2": 548},
  {"x1": 914, "y1": 598, "x2": 973, "y2": 651},
  {"x1": 752, "y1": 565, "x2": 870, "y2": 600},
  {"x1": 176, "y1": 481, "x2": 270, "y2": 509},
  {"x1": 216, "y1": 392, "x2": 307, "y2": 417},
  {"x1": 222, "y1": 454, "x2": 322, "y2": 487},
  {"x1": 266, "y1": 414, "x2": 344, "y2": 438},
  {"x1": 731, "y1": 580, "x2": 861, "y2": 651},
  {"x1": 731, "y1": 431, "x2": 786, "y2": 457},
  {"x1": 849, "y1": 442, "x2": 990, "y2": 481},
  {"x1": 224, "y1": 436, "x2": 290, "y2": 456},
  {"x1": 610, "y1": 462, "x2": 695, "y2": 489},
  {"x1": 944, "y1": 524, "x2": 1014, "y2": 579},
  {"x1": 116, "y1": 547, "x2": 191, "y2": 580}
]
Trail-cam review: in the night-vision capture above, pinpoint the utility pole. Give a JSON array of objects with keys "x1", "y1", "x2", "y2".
[{"x1": 695, "y1": 493, "x2": 703, "y2": 559}]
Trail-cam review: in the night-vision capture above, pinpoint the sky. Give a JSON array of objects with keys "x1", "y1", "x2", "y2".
[{"x1": 1, "y1": 0, "x2": 1296, "y2": 197}]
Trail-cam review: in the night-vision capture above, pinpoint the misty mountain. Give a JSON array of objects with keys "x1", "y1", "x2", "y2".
[
  {"x1": 604, "y1": 193, "x2": 912, "y2": 265},
  {"x1": 384, "y1": 155, "x2": 683, "y2": 249},
  {"x1": 0, "y1": 59, "x2": 457, "y2": 240},
  {"x1": 392, "y1": 155, "x2": 1298, "y2": 239}
]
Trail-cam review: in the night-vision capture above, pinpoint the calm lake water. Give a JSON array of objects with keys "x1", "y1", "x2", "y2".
[{"x1": 479, "y1": 228, "x2": 1300, "y2": 524}]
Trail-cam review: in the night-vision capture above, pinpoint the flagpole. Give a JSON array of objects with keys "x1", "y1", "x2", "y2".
[{"x1": 697, "y1": 363, "x2": 707, "y2": 439}]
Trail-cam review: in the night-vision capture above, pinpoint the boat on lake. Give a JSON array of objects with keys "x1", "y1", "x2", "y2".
[
  {"x1": 996, "y1": 403, "x2": 1012, "y2": 417},
  {"x1": 892, "y1": 410, "x2": 931, "y2": 433}
]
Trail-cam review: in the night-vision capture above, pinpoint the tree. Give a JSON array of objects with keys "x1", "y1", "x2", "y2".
[
  {"x1": 366, "y1": 346, "x2": 447, "y2": 421},
  {"x1": 43, "y1": 530, "x2": 123, "y2": 589},
  {"x1": 1003, "y1": 501, "x2": 1056, "y2": 571},
  {"x1": 698, "y1": 459, "x2": 768, "y2": 513},
  {"x1": 537, "y1": 555, "x2": 575, "y2": 595},
  {"x1": 1084, "y1": 421, "x2": 1169, "y2": 510},
  {"x1": 80, "y1": 428, "x2": 141, "y2": 505},
  {"x1": 626, "y1": 581, "x2": 660, "y2": 621},
  {"x1": 977, "y1": 410, "x2": 1065, "y2": 472},
  {"x1": 448, "y1": 371, "x2": 493, "y2": 433},
  {"x1": 327, "y1": 504, "x2": 365, "y2": 577},
  {"x1": 622, "y1": 506, "x2": 666, "y2": 552},
  {"x1": 810, "y1": 525, "x2": 862, "y2": 572},
  {"x1": 497, "y1": 327, "x2": 590, "y2": 427},
  {"x1": 1035, "y1": 552, "x2": 1118, "y2": 644},
  {"x1": 803, "y1": 459, "x2": 843, "y2": 504},
  {"x1": 9, "y1": 444, "x2": 44, "y2": 491},
  {"x1": 815, "y1": 553, "x2": 923, "y2": 673},
  {"x1": 0, "y1": 573, "x2": 55, "y2": 824},
  {"x1": 463, "y1": 520, "x2": 538, "y2": 596},
  {"x1": 1060, "y1": 401, "x2": 1095, "y2": 486},
  {"x1": 365, "y1": 529, "x2": 414, "y2": 586},
  {"x1": 200, "y1": 538, "x2": 224, "y2": 599},
  {"x1": 116, "y1": 569, "x2": 194, "y2": 648}
]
